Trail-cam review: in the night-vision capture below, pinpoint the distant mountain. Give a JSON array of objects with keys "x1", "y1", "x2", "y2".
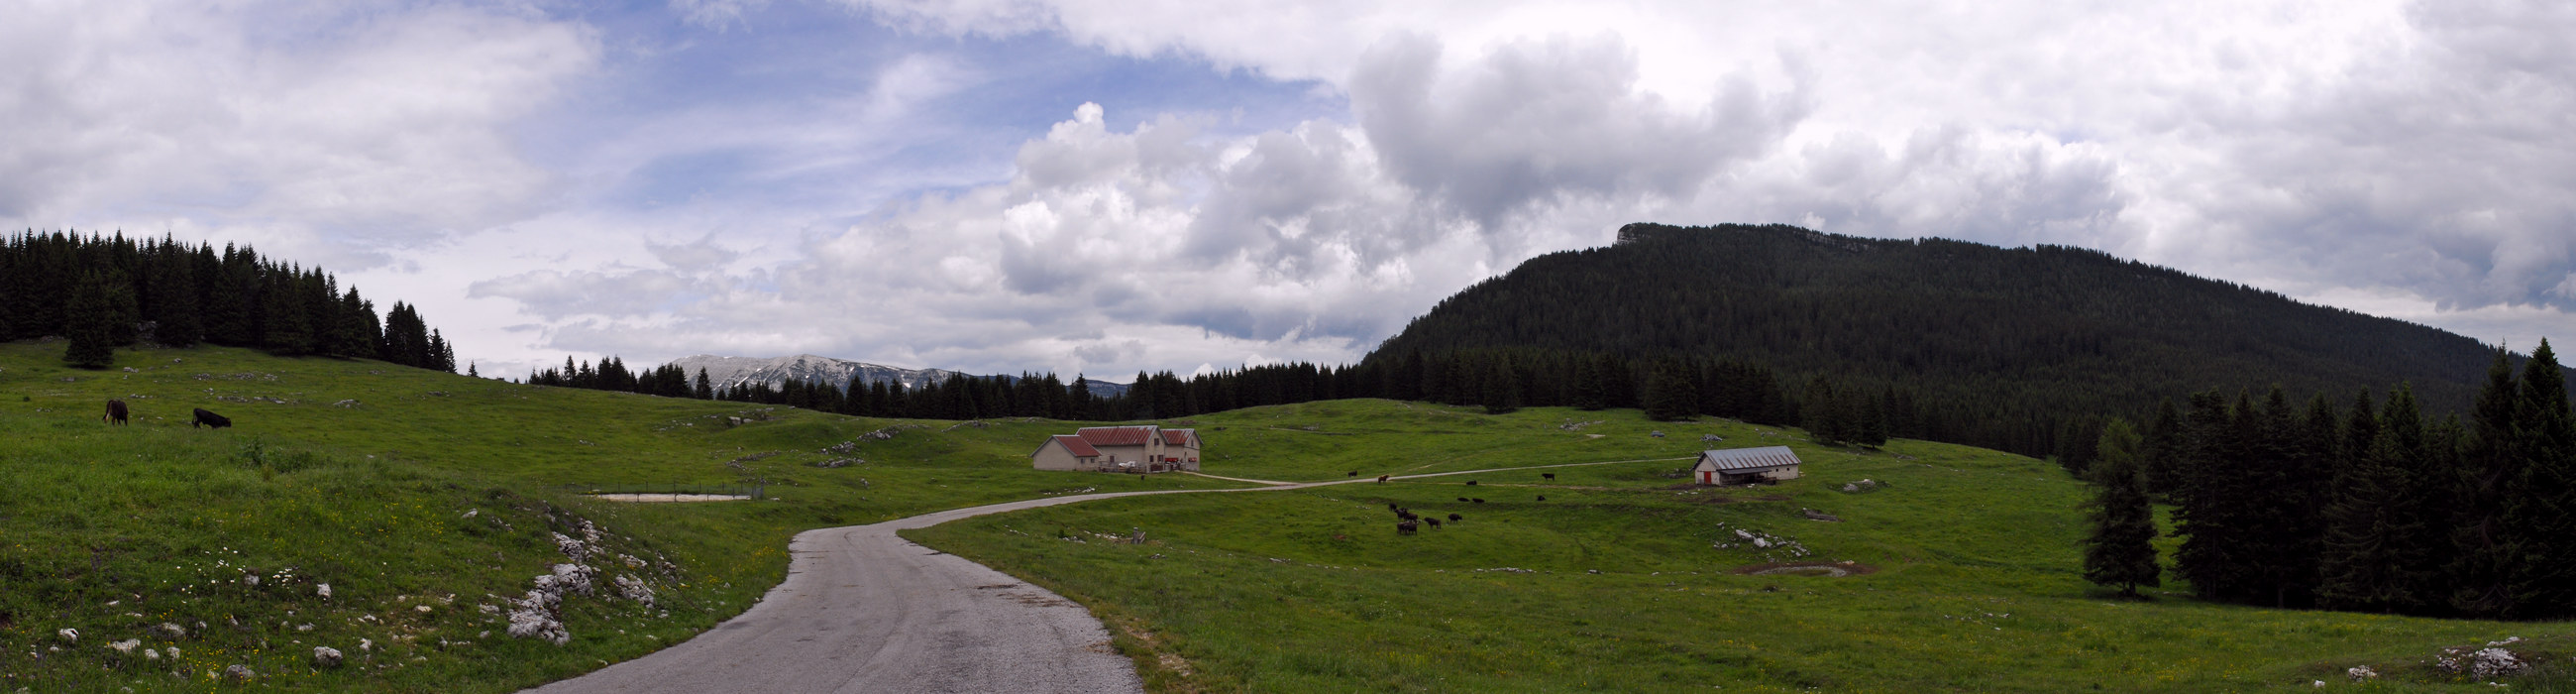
[
  {"x1": 661, "y1": 354, "x2": 1128, "y2": 398},
  {"x1": 1365, "y1": 222, "x2": 2565, "y2": 450}
]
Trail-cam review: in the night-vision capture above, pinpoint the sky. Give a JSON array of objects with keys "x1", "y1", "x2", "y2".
[{"x1": 6, "y1": 0, "x2": 2574, "y2": 381}]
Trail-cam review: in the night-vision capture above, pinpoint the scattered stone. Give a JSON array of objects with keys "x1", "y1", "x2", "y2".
[
  {"x1": 317, "y1": 583, "x2": 333, "y2": 600},
  {"x1": 2347, "y1": 665, "x2": 2379, "y2": 681},
  {"x1": 815, "y1": 458, "x2": 860, "y2": 468},
  {"x1": 313, "y1": 646, "x2": 343, "y2": 668},
  {"x1": 153, "y1": 623, "x2": 185, "y2": 639},
  {"x1": 106, "y1": 639, "x2": 140, "y2": 654},
  {"x1": 415, "y1": 604, "x2": 434, "y2": 614},
  {"x1": 1841, "y1": 479, "x2": 1885, "y2": 493},
  {"x1": 223, "y1": 664, "x2": 255, "y2": 682},
  {"x1": 614, "y1": 574, "x2": 656, "y2": 608},
  {"x1": 1702, "y1": 434, "x2": 1724, "y2": 443},
  {"x1": 332, "y1": 399, "x2": 360, "y2": 408},
  {"x1": 54, "y1": 629, "x2": 75, "y2": 643},
  {"x1": 2435, "y1": 640, "x2": 2529, "y2": 679},
  {"x1": 1801, "y1": 509, "x2": 1843, "y2": 522}
]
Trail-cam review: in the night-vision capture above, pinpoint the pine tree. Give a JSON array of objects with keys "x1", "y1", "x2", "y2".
[
  {"x1": 1482, "y1": 358, "x2": 1522, "y2": 414},
  {"x1": 2141, "y1": 399, "x2": 2185, "y2": 497},
  {"x1": 1572, "y1": 357, "x2": 1608, "y2": 410},
  {"x1": 2083, "y1": 418, "x2": 2161, "y2": 597},
  {"x1": 2318, "y1": 385, "x2": 2439, "y2": 613},
  {"x1": 260, "y1": 273, "x2": 313, "y2": 355},
  {"x1": 152, "y1": 246, "x2": 203, "y2": 347},
  {"x1": 61, "y1": 271, "x2": 116, "y2": 369}
]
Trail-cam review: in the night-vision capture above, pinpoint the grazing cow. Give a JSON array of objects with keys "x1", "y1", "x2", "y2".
[
  {"x1": 1448, "y1": 514, "x2": 1462, "y2": 521},
  {"x1": 1471, "y1": 498, "x2": 1485, "y2": 504},
  {"x1": 1396, "y1": 510, "x2": 1419, "y2": 520},
  {"x1": 1465, "y1": 480, "x2": 1477, "y2": 486},
  {"x1": 1397, "y1": 520, "x2": 1419, "y2": 534},
  {"x1": 1387, "y1": 502, "x2": 1400, "y2": 511},
  {"x1": 1542, "y1": 473, "x2": 1556, "y2": 481},
  {"x1": 1376, "y1": 475, "x2": 1388, "y2": 483},
  {"x1": 103, "y1": 400, "x2": 130, "y2": 425},
  {"x1": 1456, "y1": 497, "x2": 1470, "y2": 503},
  {"x1": 191, "y1": 408, "x2": 232, "y2": 429},
  {"x1": 1426, "y1": 518, "x2": 1443, "y2": 529},
  {"x1": 1537, "y1": 495, "x2": 1548, "y2": 502},
  {"x1": 1347, "y1": 471, "x2": 1357, "y2": 477}
]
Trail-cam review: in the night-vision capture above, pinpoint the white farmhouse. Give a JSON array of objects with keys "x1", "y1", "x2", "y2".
[{"x1": 1031, "y1": 425, "x2": 1202, "y2": 473}]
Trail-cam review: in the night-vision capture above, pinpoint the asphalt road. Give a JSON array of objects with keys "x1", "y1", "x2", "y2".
[{"x1": 523, "y1": 456, "x2": 1690, "y2": 693}]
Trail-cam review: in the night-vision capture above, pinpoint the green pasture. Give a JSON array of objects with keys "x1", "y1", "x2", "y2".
[
  {"x1": 912, "y1": 402, "x2": 2576, "y2": 693},
  {"x1": 0, "y1": 342, "x2": 1230, "y2": 692}
]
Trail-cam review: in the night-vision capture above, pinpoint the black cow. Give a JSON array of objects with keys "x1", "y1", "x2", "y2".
[
  {"x1": 191, "y1": 408, "x2": 232, "y2": 429},
  {"x1": 1471, "y1": 498, "x2": 1485, "y2": 504},
  {"x1": 1465, "y1": 480, "x2": 1478, "y2": 486},
  {"x1": 1537, "y1": 495, "x2": 1548, "y2": 502},
  {"x1": 1387, "y1": 502, "x2": 1400, "y2": 511},
  {"x1": 1396, "y1": 510, "x2": 1419, "y2": 520},
  {"x1": 1448, "y1": 514, "x2": 1462, "y2": 521},
  {"x1": 1425, "y1": 518, "x2": 1443, "y2": 529},
  {"x1": 1456, "y1": 497, "x2": 1470, "y2": 503},
  {"x1": 1542, "y1": 473, "x2": 1556, "y2": 481},
  {"x1": 1347, "y1": 471, "x2": 1357, "y2": 477},
  {"x1": 103, "y1": 400, "x2": 130, "y2": 425},
  {"x1": 1396, "y1": 520, "x2": 1419, "y2": 535}
]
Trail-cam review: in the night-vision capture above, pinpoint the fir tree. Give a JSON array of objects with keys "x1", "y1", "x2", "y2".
[
  {"x1": 1482, "y1": 358, "x2": 1522, "y2": 414},
  {"x1": 260, "y1": 273, "x2": 313, "y2": 355},
  {"x1": 1643, "y1": 362, "x2": 1696, "y2": 421},
  {"x1": 2083, "y1": 418, "x2": 2161, "y2": 597},
  {"x1": 61, "y1": 271, "x2": 116, "y2": 369}
]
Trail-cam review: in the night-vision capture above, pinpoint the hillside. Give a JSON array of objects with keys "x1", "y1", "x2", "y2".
[
  {"x1": 910, "y1": 400, "x2": 2576, "y2": 692},
  {"x1": 0, "y1": 342, "x2": 1224, "y2": 693},
  {"x1": 1364, "y1": 222, "x2": 2557, "y2": 454}
]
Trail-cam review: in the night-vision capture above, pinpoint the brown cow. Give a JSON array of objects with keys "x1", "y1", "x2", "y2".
[{"x1": 103, "y1": 400, "x2": 129, "y2": 425}]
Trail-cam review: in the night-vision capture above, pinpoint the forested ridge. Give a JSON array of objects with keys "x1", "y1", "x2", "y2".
[
  {"x1": 1360, "y1": 222, "x2": 2566, "y2": 458},
  {"x1": 1, "y1": 230, "x2": 457, "y2": 372}
]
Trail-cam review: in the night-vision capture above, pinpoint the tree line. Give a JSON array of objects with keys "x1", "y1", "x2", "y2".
[
  {"x1": 2083, "y1": 341, "x2": 2576, "y2": 620},
  {"x1": 3, "y1": 230, "x2": 456, "y2": 372}
]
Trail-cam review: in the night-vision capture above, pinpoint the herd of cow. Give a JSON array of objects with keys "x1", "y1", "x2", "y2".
[
  {"x1": 1378, "y1": 471, "x2": 1560, "y2": 535},
  {"x1": 99, "y1": 400, "x2": 231, "y2": 429}
]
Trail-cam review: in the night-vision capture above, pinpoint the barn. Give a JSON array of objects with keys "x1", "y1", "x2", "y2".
[
  {"x1": 1692, "y1": 446, "x2": 1801, "y2": 485},
  {"x1": 1030, "y1": 425, "x2": 1202, "y2": 473}
]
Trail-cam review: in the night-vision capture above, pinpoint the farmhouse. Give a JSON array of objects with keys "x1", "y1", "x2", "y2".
[
  {"x1": 1030, "y1": 425, "x2": 1202, "y2": 473},
  {"x1": 1693, "y1": 446, "x2": 1801, "y2": 485}
]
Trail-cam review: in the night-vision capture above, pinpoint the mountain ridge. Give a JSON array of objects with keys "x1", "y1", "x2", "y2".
[{"x1": 662, "y1": 353, "x2": 1129, "y2": 398}]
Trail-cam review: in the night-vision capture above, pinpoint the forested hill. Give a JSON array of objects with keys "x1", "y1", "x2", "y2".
[{"x1": 1365, "y1": 222, "x2": 2558, "y2": 456}]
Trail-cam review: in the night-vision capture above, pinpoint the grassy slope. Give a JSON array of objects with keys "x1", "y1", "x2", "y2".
[
  {"x1": 0, "y1": 342, "x2": 1236, "y2": 693},
  {"x1": 908, "y1": 401, "x2": 2576, "y2": 693}
]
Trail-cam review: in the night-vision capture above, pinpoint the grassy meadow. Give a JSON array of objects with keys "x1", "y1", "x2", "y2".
[
  {"x1": 907, "y1": 401, "x2": 2576, "y2": 693},
  {"x1": 0, "y1": 341, "x2": 1234, "y2": 693}
]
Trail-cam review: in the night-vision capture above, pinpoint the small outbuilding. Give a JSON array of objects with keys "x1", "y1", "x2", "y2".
[{"x1": 1693, "y1": 446, "x2": 1801, "y2": 485}]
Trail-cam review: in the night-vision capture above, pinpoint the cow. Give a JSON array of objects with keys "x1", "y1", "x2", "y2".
[
  {"x1": 1426, "y1": 518, "x2": 1443, "y2": 529},
  {"x1": 1471, "y1": 498, "x2": 1485, "y2": 504},
  {"x1": 1347, "y1": 471, "x2": 1357, "y2": 477},
  {"x1": 1396, "y1": 520, "x2": 1419, "y2": 535},
  {"x1": 191, "y1": 407, "x2": 232, "y2": 429},
  {"x1": 1542, "y1": 472, "x2": 1556, "y2": 481},
  {"x1": 1448, "y1": 514, "x2": 1462, "y2": 521},
  {"x1": 103, "y1": 400, "x2": 129, "y2": 425},
  {"x1": 1387, "y1": 502, "x2": 1400, "y2": 511},
  {"x1": 1376, "y1": 475, "x2": 1388, "y2": 483},
  {"x1": 1465, "y1": 480, "x2": 1477, "y2": 486},
  {"x1": 1537, "y1": 495, "x2": 1548, "y2": 502},
  {"x1": 1456, "y1": 497, "x2": 1470, "y2": 503},
  {"x1": 1396, "y1": 510, "x2": 1419, "y2": 521}
]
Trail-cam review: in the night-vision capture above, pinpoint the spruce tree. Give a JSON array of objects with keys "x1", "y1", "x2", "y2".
[
  {"x1": 1572, "y1": 357, "x2": 1608, "y2": 410},
  {"x1": 1643, "y1": 362, "x2": 1696, "y2": 421},
  {"x1": 152, "y1": 249, "x2": 203, "y2": 346},
  {"x1": 61, "y1": 271, "x2": 116, "y2": 369},
  {"x1": 2451, "y1": 349, "x2": 2523, "y2": 618},
  {"x1": 2506, "y1": 339, "x2": 2576, "y2": 618},
  {"x1": 1482, "y1": 359, "x2": 1522, "y2": 414},
  {"x1": 260, "y1": 274, "x2": 313, "y2": 355},
  {"x1": 2083, "y1": 418, "x2": 2161, "y2": 597}
]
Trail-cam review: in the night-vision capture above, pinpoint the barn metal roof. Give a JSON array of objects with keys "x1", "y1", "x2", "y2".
[{"x1": 1695, "y1": 446, "x2": 1801, "y2": 471}]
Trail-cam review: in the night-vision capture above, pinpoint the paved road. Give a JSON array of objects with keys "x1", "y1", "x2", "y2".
[{"x1": 524, "y1": 456, "x2": 1690, "y2": 693}]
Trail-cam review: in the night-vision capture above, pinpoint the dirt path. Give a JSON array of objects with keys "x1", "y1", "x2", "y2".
[{"x1": 521, "y1": 455, "x2": 1692, "y2": 693}]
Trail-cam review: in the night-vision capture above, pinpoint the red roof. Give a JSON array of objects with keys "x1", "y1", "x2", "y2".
[
  {"x1": 1076, "y1": 426, "x2": 1155, "y2": 446},
  {"x1": 1161, "y1": 429, "x2": 1198, "y2": 447},
  {"x1": 1047, "y1": 435, "x2": 1101, "y2": 457}
]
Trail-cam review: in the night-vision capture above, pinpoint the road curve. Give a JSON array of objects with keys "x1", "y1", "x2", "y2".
[{"x1": 523, "y1": 456, "x2": 1690, "y2": 693}]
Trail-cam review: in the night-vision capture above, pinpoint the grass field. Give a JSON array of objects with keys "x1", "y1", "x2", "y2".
[
  {"x1": 0, "y1": 341, "x2": 1234, "y2": 693},
  {"x1": 907, "y1": 401, "x2": 2576, "y2": 692}
]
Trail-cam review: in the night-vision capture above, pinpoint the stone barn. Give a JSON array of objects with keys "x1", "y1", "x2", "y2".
[
  {"x1": 1693, "y1": 446, "x2": 1801, "y2": 485},
  {"x1": 1030, "y1": 425, "x2": 1201, "y2": 473}
]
